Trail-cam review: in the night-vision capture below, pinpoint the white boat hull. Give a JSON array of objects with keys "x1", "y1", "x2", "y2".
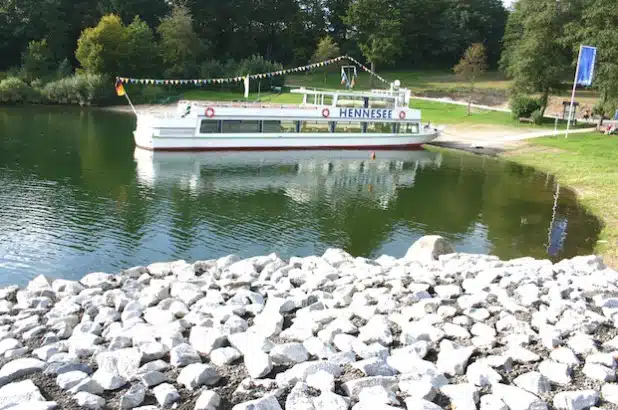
[{"x1": 134, "y1": 129, "x2": 440, "y2": 151}]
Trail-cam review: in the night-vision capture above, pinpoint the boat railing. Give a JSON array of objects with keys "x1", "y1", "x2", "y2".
[{"x1": 177, "y1": 100, "x2": 318, "y2": 110}]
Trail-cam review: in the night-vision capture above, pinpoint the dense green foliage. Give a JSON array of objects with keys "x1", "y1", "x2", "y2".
[
  {"x1": 1, "y1": 0, "x2": 509, "y2": 77},
  {"x1": 500, "y1": 0, "x2": 618, "y2": 115},
  {"x1": 509, "y1": 95, "x2": 542, "y2": 119}
]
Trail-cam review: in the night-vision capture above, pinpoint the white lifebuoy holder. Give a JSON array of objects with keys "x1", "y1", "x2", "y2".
[
  {"x1": 399, "y1": 111, "x2": 406, "y2": 120},
  {"x1": 322, "y1": 108, "x2": 330, "y2": 118},
  {"x1": 205, "y1": 107, "x2": 215, "y2": 118}
]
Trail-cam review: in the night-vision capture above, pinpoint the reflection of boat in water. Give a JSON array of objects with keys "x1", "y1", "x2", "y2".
[{"x1": 134, "y1": 149, "x2": 443, "y2": 207}]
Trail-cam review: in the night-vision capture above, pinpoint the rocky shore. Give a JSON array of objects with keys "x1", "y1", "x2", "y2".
[{"x1": 1, "y1": 235, "x2": 618, "y2": 410}]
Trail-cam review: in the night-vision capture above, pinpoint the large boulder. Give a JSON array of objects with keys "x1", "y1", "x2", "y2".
[{"x1": 404, "y1": 235, "x2": 455, "y2": 262}]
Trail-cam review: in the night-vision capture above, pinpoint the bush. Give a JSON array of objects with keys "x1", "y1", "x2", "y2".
[
  {"x1": 235, "y1": 55, "x2": 285, "y2": 91},
  {"x1": 531, "y1": 109, "x2": 544, "y2": 125},
  {"x1": 0, "y1": 77, "x2": 35, "y2": 103},
  {"x1": 510, "y1": 95, "x2": 541, "y2": 119},
  {"x1": 42, "y1": 74, "x2": 114, "y2": 106}
]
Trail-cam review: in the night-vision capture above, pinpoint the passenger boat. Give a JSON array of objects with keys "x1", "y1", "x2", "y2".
[{"x1": 133, "y1": 82, "x2": 442, "y2": 151}]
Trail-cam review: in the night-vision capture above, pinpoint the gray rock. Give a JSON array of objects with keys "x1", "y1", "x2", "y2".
[
  {"x1": 138, "y1": 342, "x2": 168, "y2": 362},
  {"x1": 440, "y1": 383, "x2": 479, "y2": 410},
  {"x1": 74, "y1": 392, "x2": 106, "y2": 409},
  {"x1": 538, "y1": 360, "x2": 571, "y2": 385},
  {"x1": 1, "y1": 401, "x2": 58, "y2": 410},
  {"x1": 492, "y1": 383, "x2": 548, "y2": 410},
  {"x1": 582, "y1": 362, "x2": 615, "y2": 382},
  {"x1": 91, "y1": 366, "x2": 127, "y2": 390},
  {"x1": 404, "y1": 235, "x2": 455, "y2": 262},
  {"x1": 0, "y1": 339, "x2": 22, "y2": 356},
  {"x1": 5, "y1": 347, "x2": 30, "y2": 360},
  {"x1": 513, "y1": 372, "x2": 552, "y2": 395},
  {"x1": 601, "y1": 383, "x2": 618, "y2": 405},
  {"x1": 553, "y1": 390, "x2": 598, "y2": 410},
  {"x1": 96, "y1": 347, "x2": 142, "y2": 380},
  {"x1": 466, "y1": 361, "x2": 502, "y2": 386},
  {"x1": 404, "y1": 399, "x2": 444, "y2": 410},
  {"x1": 245, "y1": 348, "x2": 273, "y2": 379},
  {"x1": 352, "y1": 357, "x2": 396, "y2": 377},
  {"x1": 358, "y1": 385, "x2": 398, "y2": 406},
  {"x1": 136, "y1": 360, "x2": 169, "y2": 375},
  {"x1": 313, "y1": 391, "x2": 348, "y2": 410},
  {"x1": 170, "y1": 343, "x2": 201, "y2": 367},
  {"x1": 80, "y1": 272, "x2": 115, "y2": 289},
  {"x1": 550, "y1": 347, "x2": 580, "y2": 367},
  {"x1": 479, "y1": 394, "x2": 508, "y2": 410},
  {"x1": 210, "y1": 347, "x2": 242, "y2": 366},
  {"x1": 138, "y1": 371, "x2": 167, "y2": 387},
  {"x1": 45, "y1": 362, "x2": 92, "y2": 377},
  {"x1": 189, "y1": 327, "x2": 227, "y2": 355},
  {"x1": 194, "y1": 390, "x2": 221, "y2": 410},
  {"x1": 276, "y1": 361, "x2": 343, "y2": 387},
  {"x1": 342, "y1": 376, "x2": 397, "y2": 400},
  {"x1": 68, "y1": 378, "x2": 104, "y2": 395},
  {"x1": 0, "y1": 379, "x2": 45, "y2": 408},
  {"x1": 153, "y1": 383, "x2": 180, "y2": 407},
  {"x1": 286, "y1": 382, "x2": 316, "y2": 410},
  {"x1": 436, "y1": 342, "x2": 475, "y2": 376},
  {"x1": 120, "y1": 383, "x2": 146, "y2": 409},
  {"x1": 231, "y1": 394, "x2": 282, "y2": 410},
  {"x1": 269, "y1": 343, "x2": 309, "y2": 365},
  {"x1": 0, "y1": 358, "x2": 46, "y2": 386},
  {"x1": 56, "y1": 370, "x2": 88, "y2": 390},
  {"x1": 306, "y1": 370, "x2": 335, "y2": 392},
  {"x1": 177, "y1": 363, "x2": 220, "y2": 390},
  {"x1": 398, "y1": 379, "x2": 437, "y2": 401}
]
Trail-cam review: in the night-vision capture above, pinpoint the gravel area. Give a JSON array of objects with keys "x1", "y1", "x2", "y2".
[{"x1": 0, "y1": 235, "x2": 616, "y2": 410}]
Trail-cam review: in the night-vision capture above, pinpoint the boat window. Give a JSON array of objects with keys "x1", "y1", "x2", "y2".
[
  {"x1": 199, "y1": 120, "x2": 218, "y2": 133},
  {"x1": 281, "y1": 120, "x2": 297, "y2": 133},
  {"x1": 262, "y1": 121, "x2": 280, "y2": 133},
  {"x1": 221, "y1": 120, "x2": 260, "y2": 133},
  {"x1": 366, "y1": 122, "x2": 392, "y2": 133},
  {"x1": 299, "y1": 121, "x2": 331, "y2": 133},
  {"x1": 402, "y1": 123, "x2": 419, "y2": 134},
  {"x1": 335, "y1": 121, "x2": 362, "y2": 132}
]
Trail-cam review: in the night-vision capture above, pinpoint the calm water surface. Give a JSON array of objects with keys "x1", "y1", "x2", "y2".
[{"x1": 0, "y1": 106, "x2": 602, "y2": 285}]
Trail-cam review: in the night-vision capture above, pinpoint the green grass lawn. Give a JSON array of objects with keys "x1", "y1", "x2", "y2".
[
  {"x1": 181, "y1": 89, "x2": 302, "y2": 104},
  {"x1": 508, "y1": 133, "x2": 618, "y2": 266},
  {"x1": 285, "y1": 70, "x2": 511, "y2": 93},
  {"x1": 411, "y1": 98, "x2": 589, "y2": 130}
]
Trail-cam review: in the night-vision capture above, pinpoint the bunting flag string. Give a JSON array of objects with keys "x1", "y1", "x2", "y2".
[{"x1": 115, "y1": 55, "x2": 389, "y2": 86}]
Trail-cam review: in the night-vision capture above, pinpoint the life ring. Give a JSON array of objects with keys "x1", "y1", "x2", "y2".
[
  {"x1": 205, "y1": 107, "x2": 215, "y2": 118},
  {"x1": 399, "y1": 111, "x2": 406, "y2": 120},
  {"x1": 322, "y1": 108, "x2": 330, "y2": 118}
]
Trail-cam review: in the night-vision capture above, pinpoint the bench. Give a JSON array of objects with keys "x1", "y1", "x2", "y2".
[{"x1": 519, "y1": 117, "x2": 533, "y2": 124}]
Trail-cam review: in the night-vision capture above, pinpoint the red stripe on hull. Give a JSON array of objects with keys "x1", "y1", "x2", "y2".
[{"x1": 136, "y1": 143, "x2": 427, "y2": 152}]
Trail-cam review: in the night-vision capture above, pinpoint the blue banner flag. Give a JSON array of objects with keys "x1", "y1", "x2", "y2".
[{"x1": 576, "y1": 46, "x2": 597, "y2": 86}]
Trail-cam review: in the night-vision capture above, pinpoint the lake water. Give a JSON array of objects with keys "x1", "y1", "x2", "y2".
[{"x1": 0, "y1": 106, "x2": 602, "y2": 286}]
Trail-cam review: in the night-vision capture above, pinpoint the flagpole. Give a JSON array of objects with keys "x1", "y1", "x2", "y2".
[
  {"x1": 124, "y1": 92, "x2": 138, "y2": 117},
  {"x1": 565, "y1": 44, "x2": 583, "y2": 139}
]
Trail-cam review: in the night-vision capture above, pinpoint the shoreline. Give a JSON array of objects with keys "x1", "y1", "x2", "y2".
[{"x1": 2, "y1": 235, "x2": 617, "y2": 410}]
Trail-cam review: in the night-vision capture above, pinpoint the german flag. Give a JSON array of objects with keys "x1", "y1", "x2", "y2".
[{"x1": 115, "y1": 79, "x2": 126, "y2": 97}]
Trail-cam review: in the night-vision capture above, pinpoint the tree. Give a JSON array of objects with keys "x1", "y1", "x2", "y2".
[
  {"x1": 101, "y1": 0, "x2": 169, "y2": 28},
  {"x1": 500, "y1": 0, "x2": 577, "y2": 115},
  {"x1": 568, "y1": 0, "x2": 618, "y2": 123},
  {"x1": 454, "y1": 43, "x2": 487, "y2": 115},
  {"x1": 21, "y1": 40, "x2": 56, "y2": 81},
  {"x1": 312, "y1": 36, "x2": 341, "y2": 83},
  {"x1": 157, "y1": 5, "x2": 205, "y2": 77},
  {"x1": 124, "y1": 16, "x2": 160, "y2": 77},
  {"x1": 76, "y1": 14, "x2": 127, "y2": 76},
  {"x1": 345, "y1": 0, "x2": 401, "y2": 86}
]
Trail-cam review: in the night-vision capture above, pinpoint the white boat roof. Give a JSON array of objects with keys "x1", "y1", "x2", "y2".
[{"x1": 290, "y1": 87, "x2": 404, "y2": 100}]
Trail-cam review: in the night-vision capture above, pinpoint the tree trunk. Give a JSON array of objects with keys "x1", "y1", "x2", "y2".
[
  {"x1": 370, "y1": 61, "x2": 375, "y2": 88},
  {"x1": 539, "y1": 89, "x2": 550, "y2": 116},
  {"x1": 468, "y1": 80, "x2": 474, "y2": 116}
]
